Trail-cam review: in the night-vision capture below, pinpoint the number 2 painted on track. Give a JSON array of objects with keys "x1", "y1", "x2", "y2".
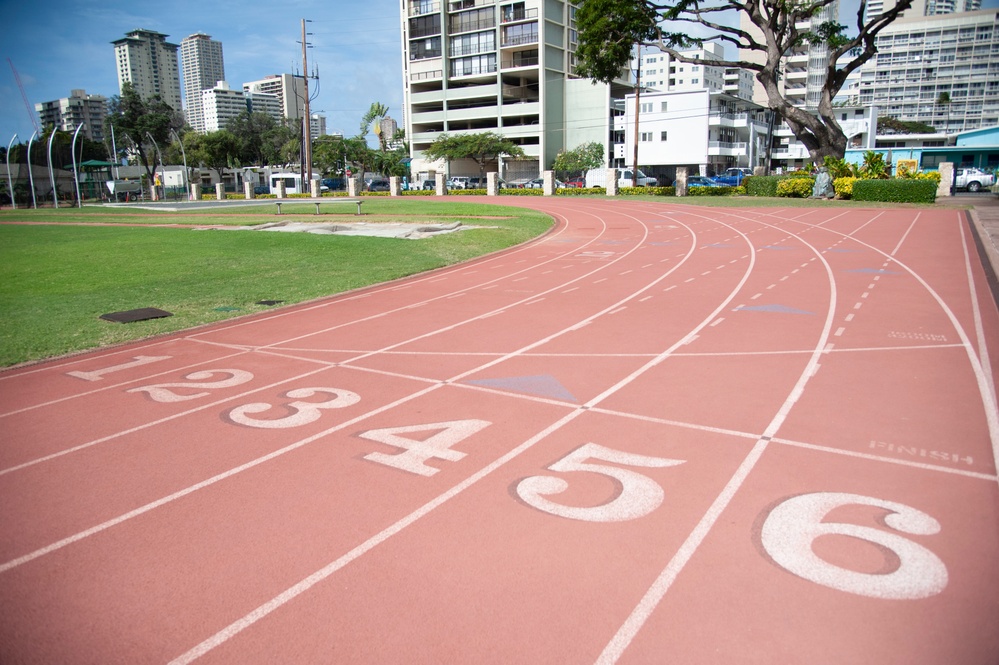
[
  {"x1": 516, "y1": 443, "x2": 685, "y2": 522},
  {"x1": 127, "y1": 369, "x2": 253, "y2": 402}
]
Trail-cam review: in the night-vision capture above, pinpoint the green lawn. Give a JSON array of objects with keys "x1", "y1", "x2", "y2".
[{"x1": 0, "y1": 201, "x2": 551, "y2": 367}]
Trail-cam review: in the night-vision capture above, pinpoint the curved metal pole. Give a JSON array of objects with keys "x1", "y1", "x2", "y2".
[
  {"x1": 6, "y1": 134, "x2": 17, "y2": 210},
  {"x1": 47, "y1": 128, "x2": 59, "y2": 209},
  {"x1": 145, "y1": 131, "x2": 163, "y2": 201},
  {"x1": 71, "y1": 125, "x2": 84, "y2": 208},
  {"x1": 170, "y1": 129, "x2": 188, "y2": 200},
  {"x1": 26, "y1": 131, "x2": 37, "y2": 209}
]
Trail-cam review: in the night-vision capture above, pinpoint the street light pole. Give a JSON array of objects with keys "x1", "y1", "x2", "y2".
[
  {"x1": 6, "y1": 133, "x2": 17, "y2": 209},
  {"x1": 145, "y1": 132, "x2": 164, "y2": 201},
  {"x1": 47, "y1": 128, "x2": 59, "y2": 209},
  {"x1": 71, "y1": 124, "x2": 84, "y2": 207},
  {"x1": 170, "y1": 129, "x2": 188, "y2": 200},
  {"x1": 301, "y1": 19, "x2": 313, "y2": 195},
  {"x1": 26, "y1": 131, "x2": 37, "y2": 209}
]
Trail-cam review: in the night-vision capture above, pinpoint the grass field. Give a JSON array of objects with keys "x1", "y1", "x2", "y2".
[{"x1": 0, "y1": 200, "x2": 552, "y2": 367}]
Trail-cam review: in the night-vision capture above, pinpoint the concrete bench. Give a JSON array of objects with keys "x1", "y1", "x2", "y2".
[{"x1": 274, "y1": 199, "x2": 363, "y2": 215}]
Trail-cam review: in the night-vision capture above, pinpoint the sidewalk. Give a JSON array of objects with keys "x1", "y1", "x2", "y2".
[{"x1": 966, "y1": 192, "x2": 999, "y2": 306}]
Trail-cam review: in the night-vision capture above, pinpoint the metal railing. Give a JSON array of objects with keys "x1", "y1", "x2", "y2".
[
  {"x1": 501, "y1": 33, "x2": 538, "y2": 47},
  {"x1": 501, "y1": 7, "x2": 537, "y2": 22},
  {"x1": 409, "y1": 1, "x2": 440, "y2": 16}
]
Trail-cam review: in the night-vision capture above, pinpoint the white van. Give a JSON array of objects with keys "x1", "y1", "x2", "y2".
[
  {"x1": 585, "y1": 168, "x2": 657, "y2": 188},
  {"x1": 269, "y1": 172, "x2": 327, "y2": 195}
]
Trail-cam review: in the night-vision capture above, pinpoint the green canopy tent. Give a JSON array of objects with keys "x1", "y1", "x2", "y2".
[{"x1": 63, "y1": 160, "x2": 116, "y2": 202}]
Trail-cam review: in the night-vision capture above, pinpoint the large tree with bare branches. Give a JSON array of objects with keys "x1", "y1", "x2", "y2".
[{"x1": 575, "y1": 0, "x2": 914, "y2": 164}]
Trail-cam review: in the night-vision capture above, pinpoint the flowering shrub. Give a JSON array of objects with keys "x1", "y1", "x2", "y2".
[
  {"x1": 833, "y1": 177, "x2": 858, "y2": 199},
  {"x1": 776, "y1": 177, "x2": 815, "y2": 198}
]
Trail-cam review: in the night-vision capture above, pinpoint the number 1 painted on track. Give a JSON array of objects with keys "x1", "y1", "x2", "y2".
[{"x1": 67, "y1": 355, "x2": 172, "y2": 381}]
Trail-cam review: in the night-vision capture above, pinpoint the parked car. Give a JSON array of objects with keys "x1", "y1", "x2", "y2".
[
  {"x1": 525, "y1": 177, "x2": 566, "y2": 189},
  {"x1": 675, "y1": 176, "x2": 723, "y2": 188},
  {"x1": 712, "y1": 167, "x2": 753, "y2": 186},
  {"x1": 507, "y1": 178, "x2": 533, "y2": 189},
  {"x1": 421, "y1": 179, "x2": 435, "y2": 190},
  {"x1": 584, "y1": 169, "x2": 657, "y2": 188},
  {"x1": 367, "y1": 179, "x2": 390, "y2": 192},
  {"x1": 449, "y1": 176, "x2": 471, "y2": 189},
  {"x1": 953, "y1": 167, "x2": 995, "y2": 192},
  {"x1": 253, "y1": 185, "x2": 269, "y2": 195},
  {"x1": 565, "y1": 178, "x2": 586, "y2": 188}
]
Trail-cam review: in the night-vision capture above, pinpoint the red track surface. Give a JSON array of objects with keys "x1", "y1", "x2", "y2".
[{"x1": 2, "y1": 199, "x2": 998, "y2": 664}]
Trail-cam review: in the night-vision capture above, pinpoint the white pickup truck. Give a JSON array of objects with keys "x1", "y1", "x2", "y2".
[{"x1": 953, "y1": 167, "x2": 995, "y2": 192}]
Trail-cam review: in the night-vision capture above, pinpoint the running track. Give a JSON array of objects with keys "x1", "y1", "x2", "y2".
[{"x1": 2, "y1": 199, "x2": 998, "y2": 663}]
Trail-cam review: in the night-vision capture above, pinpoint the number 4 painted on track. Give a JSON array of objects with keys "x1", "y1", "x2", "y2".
[{"x1": 359, "y1": 420, "x2": 491, "y2": 476}]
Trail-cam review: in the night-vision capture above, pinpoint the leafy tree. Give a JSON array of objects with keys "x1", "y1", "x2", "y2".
[
  {"x1": 423, "y1": 132, "x2": 525, "y2": 180},
  {"x1": 190, "y1": 130, "x2": 240, "y2": 181},
  {"x1": 312, "y1": 134, "x2": 348, "y2": 177},
  {"x1": 877, "y1": 117, "x2": 936, "y2": 134},
  {"x1": 227, "y1": 111, "x2": 278, "y2": 165},
  {"x1": 575, "y1": 0, "x2": 916, "y2": 165},
  {"x1": 553, "y1": 141, "x2": 604, "y2": 178},
  {"x1": 104, "y1": 82, "x2": 184, "y2": 182}
]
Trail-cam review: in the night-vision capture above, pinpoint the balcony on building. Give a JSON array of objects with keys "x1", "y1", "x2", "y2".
[{"x1": 409, "y1": 0, "x2": 441, "y2": 16}]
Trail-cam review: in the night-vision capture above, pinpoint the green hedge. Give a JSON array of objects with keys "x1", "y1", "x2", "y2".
[
  {"x1": 688, "y1": 185, "x2": 739, "y2": 196},
  {"x1": 556, "y1": 187, "x2": 608, "y2": 196},
  {"x1": 744, "y1": 175, "x2": 785, "y2": 197},
  {"x1": 499, "y1": 188, "x2": 544, "y2": 196},
  {"x1": 851, "y1": 179, "x2": 937, "y2": 203}
]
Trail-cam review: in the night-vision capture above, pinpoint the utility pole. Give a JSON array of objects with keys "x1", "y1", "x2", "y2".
[
  {"x1": 301, "y1": 19, "x2": 313, "y2": 195},
  {"x1": 632, "y1": 44, "x2": 641, "y2": 188}
]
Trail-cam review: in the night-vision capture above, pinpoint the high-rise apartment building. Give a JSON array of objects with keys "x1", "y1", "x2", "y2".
[
  {"x1": 867, "y1": 0, "x2": 981, "y2": 22},
  {"x1": 858, "y1": 9, "x2": 999, "y2": 133},
  {"x1": 35, "y1": 90, "x2": 108, "y2": 142},
  {"x1": 181, "y1": 33, "x2": 225, "y2": 133},
  {"x1": 202, "y1": 82, "x2": 283, "y2": 132},
  {"x1": 636, "y1": 42, "x2": 754, "y2": 101},
  {"x1": 112, "y1": 29, "x2": 182, "y2": 110},
  {"x1": 242, "y1": 74, "x2": 307, "y2": 120},
  {"x1": 401, "y1": 0, "x2": 621, "y2": 179}
]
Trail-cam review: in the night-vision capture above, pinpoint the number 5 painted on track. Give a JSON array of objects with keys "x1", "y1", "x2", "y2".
[
  {"x1": 516, "y1": 443, "x2": 685, "y2": 522},
  {"x1": 760, "y1": 492, "x2": 948, "y2": 599}
]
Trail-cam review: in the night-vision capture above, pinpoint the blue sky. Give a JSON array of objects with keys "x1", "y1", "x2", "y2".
[
  {"x1": 2, "y1": 0, "x2": 997, "y2": 147},
  {"x1": 0, "y1": 0, "x2": 404, "y2": 146}
]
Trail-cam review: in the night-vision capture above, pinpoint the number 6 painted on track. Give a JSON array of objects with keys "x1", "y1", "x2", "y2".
[
  {"x1": 516, "y1": 443, "x2": 685, "y2": 522},
  {"x1": 228, "y1": 388, "x2": 360, "y2": 429},
  {"x1": 760, "y1": 492, "x2": 948, "y2": 599}
]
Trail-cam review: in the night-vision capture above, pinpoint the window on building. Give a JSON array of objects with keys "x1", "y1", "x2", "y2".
[
  {"x1": 411, "y1": 37, "x2": 441, "y2": 60},
  {"x1": 692, "y1": 78, "x2": 699, "y2": 83},
  {"x1": 660, "y1": 101, "x2": 667, "y2": 112},
  {"x1": 640, "y1": 132, "x2": 653, "y2": 141},
  {"x1": 641, "y1": 102, "x2": 653, "y2": 113},
  {"x1": 660, "y1": 130, "x2": 668, "y2": 141}
]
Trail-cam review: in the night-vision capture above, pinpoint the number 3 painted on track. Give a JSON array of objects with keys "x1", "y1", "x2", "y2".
[
  {"x1": 516, "y1": 443, "x2": 685, "y2": 522},
  {"x1": 228, "y1": 387, "x2": 360, "y2": 429},
  {"x1": 760, "y1": 492, "x2": 948, "y2": 599}
]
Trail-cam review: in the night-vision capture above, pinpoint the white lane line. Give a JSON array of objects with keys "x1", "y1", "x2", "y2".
[
  {"x1": 959, "y1": 218, "x2": 999, "y2": 479},
  {"x1": 597, "y1": 212, "x2": 839, "y2": 665},
  {"x1": 168, "y1": 208, "x2": 760, "y2": 663},
  {"x1": 710, "y1": 318, "x2": 724, "y2": 327},
  {"x1": 168, "y1": 408, "x2": 587, "y2": 665},
  {"x1": 835, "y1": 327, "x2": 846, "y2": 337}
]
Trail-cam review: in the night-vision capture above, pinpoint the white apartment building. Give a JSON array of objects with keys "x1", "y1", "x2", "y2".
[
  {"x1": 181, "y1": 33, "x2": 225, "y2": 133},
  {"x1": 401, "y1": 0, "x2": 625, "y2": 180},
  {"x1": 310, "y1": 114, "x2": 327, "y2": 138},
  {"x1": 857, "y1": 9, "x2": 999, "y2": 134},
  {"x1": 616, "y1": 89, "x2": 769, "y2": 177},
  {"x1": 867, "y1": 0, "x2": 981, "y2": 21},
  {"x1": 636, "y1": 42, "x2": 754, "y2": 100},
  {"x1": 35, "y1": 90, "x2": 107, "y2": 142},
  {"x1": 112, "y1": 29, "x2": 182, "y2": 110},
  {"x1": 202, "y1": 82, "x2": 282, "y2": 132},
  {"x1": 242, "y1": 74, "x2": 307, "y2": 120}
]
